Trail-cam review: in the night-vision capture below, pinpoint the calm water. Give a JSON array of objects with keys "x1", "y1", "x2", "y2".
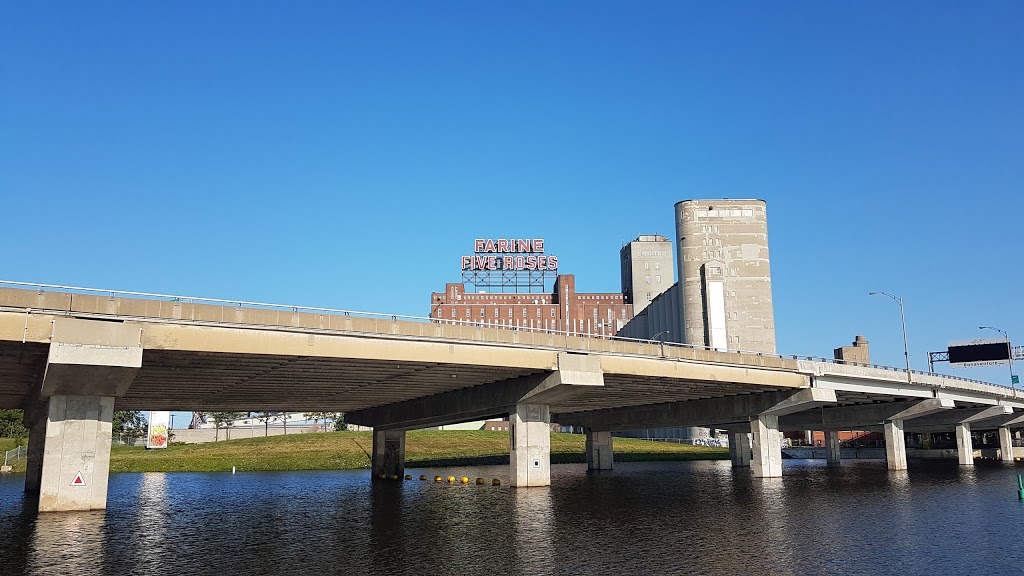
[{"x1": 2, "y1": 459, "x2": 1023, "y2": 575}]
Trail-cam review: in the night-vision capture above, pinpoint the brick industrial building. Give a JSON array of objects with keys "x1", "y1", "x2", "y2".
[{"x1": 430, "y1": 238, "x2": 656, "y2": 336}]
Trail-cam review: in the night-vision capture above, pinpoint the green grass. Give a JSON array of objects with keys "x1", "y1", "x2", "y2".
[
  {"x1": 2, "y1": 431, "x2": 727, "y2": 474},
  {"x1": 1, "y1": 437, "x2": 29, "y2": 473},
  {"x1": 107, "y1": 430, "x2": 726, "y2": 473}
]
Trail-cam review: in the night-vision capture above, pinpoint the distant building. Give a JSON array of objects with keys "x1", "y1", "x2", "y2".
[
  {"x1": 431, "y1": 238, "x2": 636, "y2": 336},
  {"x1": 619, "y1": 234, "x2": 674, "y2": 316},
  {"x1": 618, "y1": 199, "x2": 776, "y2": 353}
]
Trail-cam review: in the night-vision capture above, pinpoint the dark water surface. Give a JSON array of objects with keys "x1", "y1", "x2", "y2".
[{"x1": 2, "y1": 459, "x2": 1023, "y2": 575}]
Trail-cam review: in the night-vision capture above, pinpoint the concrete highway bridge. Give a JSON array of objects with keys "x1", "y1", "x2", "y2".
[{"x1": 1, "y1": 281, "x2": 1020, "y2": 512}]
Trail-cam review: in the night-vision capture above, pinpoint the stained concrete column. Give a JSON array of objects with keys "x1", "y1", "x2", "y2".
[
  {"x1": 510, "y1": 403, "x2": 550, "y2": 487},
  {"x1": 883, "y1": 419, "x2": 907, "y2": 471},
  {"x1": 999, "y1": 426, "x2": 1014, "y2": 462},
  {"x1": 956, "y1": 423, "x2": 974, "y2": 466},
  {"x1": 825, "y1": 431, "x2": 842, "y2": 465},
  {"x1": 25, "y1": 395, "x2": 116, "y2": 512},
  {"x1": 751, "y1": 415, "x2": 782, "y2": 478},
  {"x1": 584, "y1": 429, "x2": 613, "y2": 470},
  {"x1": 371, "y1": 429, "x2": 406, "y2": 479},
  {"x1": 28, "y1": 318, "x2": 141, "y2": 512},
  {"x1": 729, "y1": 432, "x2": 751, "y2": 467}
]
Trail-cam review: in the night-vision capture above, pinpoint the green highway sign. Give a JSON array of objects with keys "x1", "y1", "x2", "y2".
[{"x1": 1013, "y1": 375, "x2": 1020, "y2": 385}]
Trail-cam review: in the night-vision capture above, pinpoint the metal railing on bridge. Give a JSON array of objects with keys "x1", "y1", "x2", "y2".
[{"x1": 0, "y1": 279, "x2": 1010, "y2": 392}]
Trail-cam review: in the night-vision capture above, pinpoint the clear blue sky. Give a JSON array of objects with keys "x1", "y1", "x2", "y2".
[{"x1": 2, "y1": 2, "x2": 1021, "y2": 387}]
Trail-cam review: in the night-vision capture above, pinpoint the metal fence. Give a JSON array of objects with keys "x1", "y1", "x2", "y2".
[{"x1": 4, "y1": 445, "x2": 26, "y2": 467}]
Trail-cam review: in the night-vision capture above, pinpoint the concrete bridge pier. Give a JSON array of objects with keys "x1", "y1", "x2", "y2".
[
  {"x1": 883, "y1": 420, "x2": 908, "y2": 470},
  {"x1": 825, "y1": 431, "x2": 841, "y2": 465},
  {"x1": 956, "y1": 423, "x2": 974, "y2": 466},
  {"x1": 585, "y1": 429, "x2": 613, "y2": 470},
  {"x1": 510, "y1": 403, "x2": 551, "y2": 487},
  {"x1": 751, "y1": 415, "x2": 782, "y2": 478},
  {"x1": 999, "y1": 426, "x2": 1014, "y2": 462},
  {"x1": 372, "y1": 429, "x2": 406, "y2": 479},
  {"x1": 729, "y1": 432, "x2": 751, "y2": 467},
  {"x1": 24, "y1": 318, "x2": 141, "y2": 512}
]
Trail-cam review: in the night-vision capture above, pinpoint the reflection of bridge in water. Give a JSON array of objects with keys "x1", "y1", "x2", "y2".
[{"x1": 1, "y1": 281, "x2": 1021, "y2": 512}]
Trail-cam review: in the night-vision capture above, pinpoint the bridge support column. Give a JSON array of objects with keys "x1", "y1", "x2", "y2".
[
  {"x1": 999, "y1": 427, "x2": 1014, "y2": 462},
  {"x1": 585, "y1": 429, "x2": 613, "y2": 470},
  {"x1": 371, "y1": 429, "x2": 406, "y2": 479},
  {"x1": 25, "y1": 395, "x2": 116, "y2": 512},
  {"x1": 510, "y1": 403, "x2": 550, "y2": 487},
  {"x1": 956, "y1": 423, "x2": 974, "y2": 466},
  {"x1": 883, "y1": 420, "x2": 907, "y2": 471},
  {"x1": 26, "y1": 318, "x2": 141, "y2": 512},
  {"x1": 729, "y1": 432, "x2": 751, "y2": 467},
  {"x1": 825, "y1": 431, "x2": 842, "y2": 465},
  {"x1": 751, "y1": 415, "x2": 782, "y2": 478}
]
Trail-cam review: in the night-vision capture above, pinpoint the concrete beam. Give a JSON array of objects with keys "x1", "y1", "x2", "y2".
[
  {"x1": 779, "y1": 399, "x2": 955, "y2": 431},
  {"x1": 956, "y1": 423, "x2": 974, "y2": 466},
  {"x1": 883, "y1": 420, "x2": 907, "y2": 471},
  {"x1": 751, "y1": 415, "x2": 782, "y2": 478},
  {"x1": 999, "y1": 427, "x2": 1014, "y2": 462},
  {"x1": 371, "y1": 429, "x2": 405, "y2": 479},
  {"x1": 41, "y1": 318, "x2": 142, "y2": 398},
  {"x1": 557, "y1": 388, "x2": 836, "y2": 432},
  {"x1": 348, "y1": 353, "x2": 603, "y2": 430},
  {"x1": 510, "y1": 403, "x2": 550, "y2": 487},
  {"x1": 729, "y1": 433, "x2": 751, "y2": 467},
  {"x1": 825, "y1": 431, "x2": 841, "y2": 465},
  {"x1": 585, "y1": 429, "x2": 613, "y2": 470},
  {"x1": 903, "y1": 406, "x2": 1013, "y2": 432}
]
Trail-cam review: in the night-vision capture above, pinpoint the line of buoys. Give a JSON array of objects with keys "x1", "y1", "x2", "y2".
[{"x1": 377, "y1": 473, "x2": 502, "y2": 485}]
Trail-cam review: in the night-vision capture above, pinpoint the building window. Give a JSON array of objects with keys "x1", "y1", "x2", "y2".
[
  {"x1": 508, "y1": 308, "x2": 513, "y2": 318},
  {"x1": 645, "y1": 275, "x2": 651, "y2": 284},
  {"x1": 655, "y1": 262, "x2": 660, "y2": 270},
  {"x1": 451, "y1": 309, "x2": 456, "y2": 319},
  {"x1": 645, "y1": 262, "x2": 650, "y2": 270},
  {"x1": 536, "y1": 308, "x2": 541, "y2": 318},
  {"x1": 523, "y1": 309, "x2": 527, "y2": 318},
  {"x1": 551, "y1": 309, "x2": 556, "y2": 318},
  {"x1": 479, "y1": 308, "x2": 485, "y2": 318},
  {"x1": 465, "y1": 308, "x2": 470, "y2": 317},
  {"x1": 655, "y1": 275, "x2": 661, "y2": 283}
]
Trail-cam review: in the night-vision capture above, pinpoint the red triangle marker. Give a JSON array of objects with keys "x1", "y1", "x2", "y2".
[{"x1": 70, "y1": 472, "x2": 86, "y2": 487}]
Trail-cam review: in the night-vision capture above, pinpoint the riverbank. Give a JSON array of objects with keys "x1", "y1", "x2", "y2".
[{"x1": 2, "y1": 431, "x2": 728, "y2": 474}]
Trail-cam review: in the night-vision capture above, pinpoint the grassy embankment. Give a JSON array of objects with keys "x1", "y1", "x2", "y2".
[
  {"x1": 1, "y1": 437, "x2": 28, "y2": 473},
  {"x1": 1, "y1": 431, "x2": 728, "y2": 474}
]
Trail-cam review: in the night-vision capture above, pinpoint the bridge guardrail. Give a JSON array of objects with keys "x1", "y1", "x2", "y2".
[{"x1": 0, "y1": 279, "x2": 1010, "y2": 392}]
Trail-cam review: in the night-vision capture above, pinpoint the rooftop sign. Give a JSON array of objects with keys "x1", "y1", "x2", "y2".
[{"x1": 462, "y1": 238, "x2": 558, "y2": 272}]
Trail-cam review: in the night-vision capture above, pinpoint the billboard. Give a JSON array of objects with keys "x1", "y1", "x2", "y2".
[
  {"x1": 948, "y1": 338, "x2": 1012, "y2": 368},
  {"x1": 146, "y1": 411, "x2": 171, "y2": 449}
]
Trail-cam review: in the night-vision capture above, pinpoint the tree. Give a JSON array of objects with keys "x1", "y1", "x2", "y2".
[
  {"x1": 0, "y1": 409, "x2": 28, "y2": 438},
  {"x1": 113, "y1": 411, "x2": 147, "y2": 445},
  {"x1": 332, "y1": 412, "x2": 347, "y2": 431},
  {"x1": 254, "y1": 412, "x2": 276, "y2": 436},
  {"x1": 208, "y1": 412, "x2": 246, "y2": 441}
]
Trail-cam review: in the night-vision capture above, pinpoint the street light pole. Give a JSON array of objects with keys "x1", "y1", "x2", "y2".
[
  {"x1": 869, "y1": 291, "x2": 911, "y2": 385},
  {"x1": 979, "y1": 326, "x2": 1015, "y2": 390},
  {"x1": 652, "y1": 330, "x2": 670, "y2": 357}
]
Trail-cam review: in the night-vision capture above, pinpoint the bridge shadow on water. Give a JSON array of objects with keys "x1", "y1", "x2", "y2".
[{"x1": 2, "y1": 459, "x2": 1024, "y2": 575}]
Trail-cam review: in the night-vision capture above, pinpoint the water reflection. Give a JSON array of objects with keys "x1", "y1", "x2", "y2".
[
  {"x1": 3, "y1": 461, "x2": 1024, "y2": 575},
  {"x1": 28, "y1": 511, "x2": 107, "y2": 575},
  {"x1": 513, "y1": 489, "x2": 554, "y2": 576}
]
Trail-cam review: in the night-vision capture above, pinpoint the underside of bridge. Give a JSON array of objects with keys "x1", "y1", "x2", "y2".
[{"x1": 1, "y1": 290, "x2": 1020, "y2": 513}]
